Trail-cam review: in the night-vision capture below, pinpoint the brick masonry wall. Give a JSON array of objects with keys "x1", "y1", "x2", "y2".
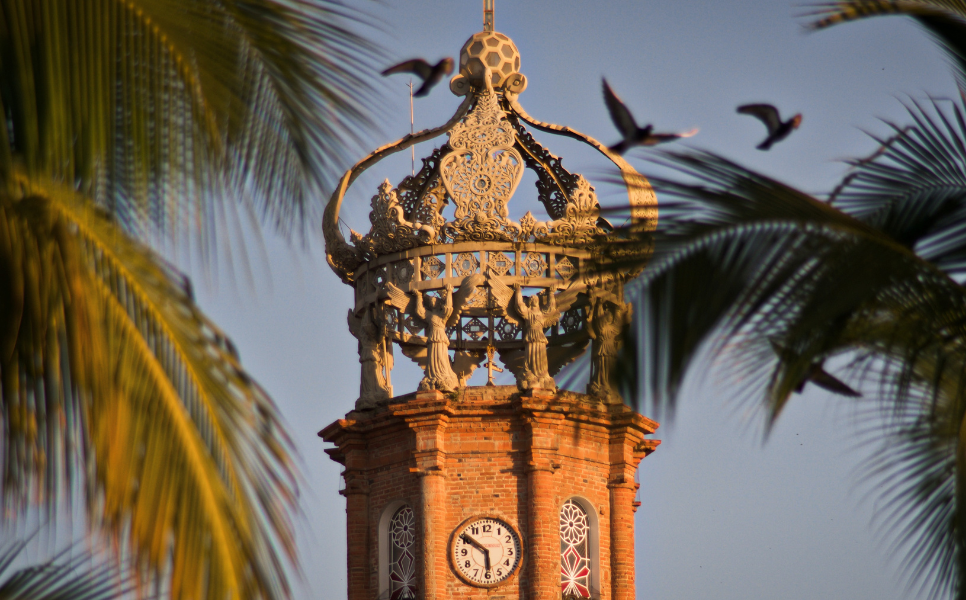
[{"x1": 320, "y1": 386, "x2": 659, "y2": 600}]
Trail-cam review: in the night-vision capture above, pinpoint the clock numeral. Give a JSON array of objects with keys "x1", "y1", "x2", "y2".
[
  {"x1": 482, "y1": 524, "x2": 492, "y2": 533},
  {"x1": 471, "y1": 526, "x2": 479, "y2": 535},
  {"x1": 484, "y1": 570, "x2": 491, "y2": 580},
  {"x1": 504, "y1": 559, "x2": 510, "y2": 566},
  {"x1": 460, "y1": 549, "x2": 467, "y2": 556},
  {"x1": 497, "y1": 527, "x2": 501, "y2": 535},
  {"x1": 507, "y1": 548, "x2": 513, "y2": 556},
  {"x1": 464, "y1": 560, "x2": 470, "y2": 568},
  {"x1": 505, "y1": 535, "x2": 511, "y2": 543},
  {"x1": 497, "y1": 569, "x2": 503, "y2": 577},
  {"x1": 473, "y1": 569, "x2": 479, "y2": 578}
]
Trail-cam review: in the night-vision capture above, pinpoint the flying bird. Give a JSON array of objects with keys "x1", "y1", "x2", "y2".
[
  {"x1": 737, "y1": 104, "x2": 802, "y2": 150},
  {"x1": 770, "y1": 340, "x2": 862, "y2": 398},
  {"x1": 602, "y1": 78, "x2": 698, "y2": 154},
  {"x1": 381, "y1": 57, "x2": 455, "y2": 97}
]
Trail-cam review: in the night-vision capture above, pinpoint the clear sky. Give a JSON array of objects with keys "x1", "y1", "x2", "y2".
[{"x1": 193, "y1": 2, "x2": 962, "y2": 599}]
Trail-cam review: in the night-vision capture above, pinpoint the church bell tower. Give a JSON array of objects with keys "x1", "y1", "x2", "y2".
[{"x1": 319, "y1": 10, "x2": 660, "y2": 599}]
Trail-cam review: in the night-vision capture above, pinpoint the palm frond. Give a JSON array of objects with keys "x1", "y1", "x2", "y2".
[
  {"x1": 0, "y1": 171, "x2": 298, "y2": 600},
  {"x1": 0, "y1": 537, "x2": 151, "y2": 600},
  {"x1": 0, "y1": 0, "x2": 380, "y2": 248},
  {"x1": 597, "y1": 150, "x2": 966, "y2": 599},
  {"x1": 829, "y1": 97, "x2": 966, "y2": 275},
  {"x1": 805, "y1": 1, "x2": 966, "y2": 90}
]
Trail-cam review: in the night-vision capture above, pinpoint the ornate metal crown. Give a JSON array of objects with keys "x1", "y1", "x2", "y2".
[{"x1": 323, "y1": 30, "x2": 656, "y2": 409}]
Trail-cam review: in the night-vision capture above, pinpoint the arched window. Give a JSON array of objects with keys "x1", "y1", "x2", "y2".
[
  {"x1": 560, "y1": 498, "x2": 593, "y2": 598},
  {"x1": 387, "y1": 505, "x2": 417, "y2": 599}
]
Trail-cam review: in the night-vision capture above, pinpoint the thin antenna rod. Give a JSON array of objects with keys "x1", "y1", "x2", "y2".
[
  {"x1": 483, "y1": 0, "x2": 494, "y2": 31},
  {"x1": 409, "y1": 80, "x2": 415, "y2": 176}
]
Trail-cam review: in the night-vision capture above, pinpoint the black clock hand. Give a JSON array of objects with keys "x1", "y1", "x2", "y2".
[{"x1": 460, "y1": 534, "x2": 492, "y2": 570}]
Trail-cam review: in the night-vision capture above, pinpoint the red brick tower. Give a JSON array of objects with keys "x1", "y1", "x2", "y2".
[{"x1": 320, "y1": 22, "x2": 660, "y2": 600}]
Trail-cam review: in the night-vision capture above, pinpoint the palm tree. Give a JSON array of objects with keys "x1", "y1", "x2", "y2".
[
  {"x1": 0, "y1": 1, "x2": 376, "y2": 599},
  {"x1": 597, "y1": 2, "x2": 966, "y2": 599}
]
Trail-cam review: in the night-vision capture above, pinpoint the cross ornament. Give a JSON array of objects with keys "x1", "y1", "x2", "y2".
[{"x1": 484, "y1": 345, "x2": 503, "y2": 386}]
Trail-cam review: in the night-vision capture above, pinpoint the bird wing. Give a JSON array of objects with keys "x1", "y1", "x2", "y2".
[
  {"x1": 384, "y1": 281, "x2": 416, "y2": 313},
  {"x1": 553, "y1": 287, "x2": 582, "y2": 314},
  {"x1": 381, "y1": 58, "x2": 433, "y2": 80},
  {"x1": 737, "y1": 104, "x2": 782, "y2": 134},
  {"x1": 452, "y1": 350, "x2": 485, "y2": 381},
  {"x1": 486, "y1": 271, "x2": 519, "y2": 324},
  {"x1": 447, "y1": 273, "x2": 487, "y2": 326},
  {"x1": 602, "y1": 79, "x2": 639, "y2": 140},
  {"x1": 547, "y1": 339, "x2": 590, "y2": 377},
  {"x1": 498, "y1": 348, "x2": 527, "y2": 382},
  {"x1": 399, "y1": 343, "x2": 429, "y2": 369},
  {"x1": 346, "y1": 309, "x2": 362, "y2": 337},
  {"x1": 810, "y1": 365, "x2": 862, "y2": 397}
]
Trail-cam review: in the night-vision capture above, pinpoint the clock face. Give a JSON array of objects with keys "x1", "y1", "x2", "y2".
[{"x1": 451, "y1": 517, "x2": 522, "y2": 586}]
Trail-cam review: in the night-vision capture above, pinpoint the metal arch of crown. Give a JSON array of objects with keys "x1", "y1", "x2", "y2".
[{"x1": 323, "y1": 30, "x2": 657, "y2": 404}]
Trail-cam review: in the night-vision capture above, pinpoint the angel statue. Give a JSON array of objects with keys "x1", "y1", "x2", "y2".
[
  {"x1": 488, "y1": 273, "x2": 562, "y2": 390},
  {"x1": 586, "y1": 296, "x2": 631, "y2": 402},
  {"x1": 415, "y1": 284, "x2": 459, "y2": 391},
  {"x1": 384, "y1": 273, "x2": 485, "y2": 392},
  {"x1": 347, "y1": 305, "x2": 394, "y2": 409}
]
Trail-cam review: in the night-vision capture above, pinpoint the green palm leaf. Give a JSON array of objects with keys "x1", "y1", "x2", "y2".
[
  {"x1": 0, "y1": 0, "x2": 379, "y2": 246},
  {"x1": 1, "y1": 169, "x2": 298, "y2": 600},
  {"x1": 805, "y1": 1, "x2": 966, "y2": 90}
]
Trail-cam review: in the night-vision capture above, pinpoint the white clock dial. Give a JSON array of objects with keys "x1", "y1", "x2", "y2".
[{"x1": 451, "y1": 517, "x2": 522, "y2": 586}]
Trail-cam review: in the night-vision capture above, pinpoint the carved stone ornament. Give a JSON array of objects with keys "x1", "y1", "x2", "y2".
[
  {"x1": 347, "y1": 306, "x2": 393, "y2": 409},
  {"x1": 353, "y1": 180, "x2": 429, "y2": 258},
  {"x1": 586, "y1": 295, "x2": 632, "y2": 403},
  {"x1": 440, "y1": 89, "x2": 524, "y2": 242}
]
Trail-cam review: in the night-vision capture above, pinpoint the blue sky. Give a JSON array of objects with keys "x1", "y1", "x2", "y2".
[{"x1": 194, "y1": 2, "x2": 962, "y2": 598}]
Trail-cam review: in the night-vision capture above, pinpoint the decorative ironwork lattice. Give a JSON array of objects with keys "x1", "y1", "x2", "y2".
[
  {"x1": 421, "y1": 256, "x2": 445, "y2": 280},
  {"x1": 560, "y1": 499, "x2": 591, "y2": 598},
  {"x1": 555, "y1": 256, "x2": 576, "y2": 280},
  {"x1": 454, "y1": 252, "x2": 480, "y2": 277},
  {"x1": 462, "y1": 317, "x2": 488, "y2": 340},
  {"x1": 560, "y1": 308, "x2": 583, "y2": 335},
  {"x1": 394, "y1": 260, "x2": 415, "y2": 285},
  {"x1": 523, "y1": 252, "x2": 547, "y2": 277},
  {"x1": 389, "y1": 506, "x2": 418, "y2": 600},
  {"x1": 488, "y1": 251, "x2": 514, "y2": 276},
  {"x1": 496, "y1": 318, "x2": 520, "y2": 341},
  {"x1": 372, "y1": 265, "x2": 389, "y2": 287}
]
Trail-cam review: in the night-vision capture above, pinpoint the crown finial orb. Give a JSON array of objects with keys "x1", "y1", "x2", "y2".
[{"x1": 451, "y1": 31, "x2": 526, "y2": 96}]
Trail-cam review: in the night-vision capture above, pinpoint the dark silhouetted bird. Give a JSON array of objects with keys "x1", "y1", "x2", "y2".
[
  {"x1": 602, "y1": 79, "x2": 698, "y2": 154},
  {"x1": 381, "y1": 57, "x2": 455, "y2": 97},
  {"x1": 770, "y1": 340, "x2": 862, "y2": 398},
  {"x1": 737, "y1": 104, "x2": 802, "y2": 150}
]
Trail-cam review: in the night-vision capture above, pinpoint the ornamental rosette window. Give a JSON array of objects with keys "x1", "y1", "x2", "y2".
[
  {"x1": 560, "y1": 499, "x2": 592, "y2": 598},
  {"x1": 389, "y1": 506, "x2": 418, "y2": 599},
  {"x1": 324, "y1": 29, "x2": 657, "y2": 405}
]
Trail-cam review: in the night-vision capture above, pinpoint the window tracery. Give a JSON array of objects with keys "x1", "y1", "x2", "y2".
[
  {"x1": 389, "y1": 505, "x2": 418, "y2": 599},
  {"x1": 560, "y1": 499, "x2": 592, "y2": 598}
]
